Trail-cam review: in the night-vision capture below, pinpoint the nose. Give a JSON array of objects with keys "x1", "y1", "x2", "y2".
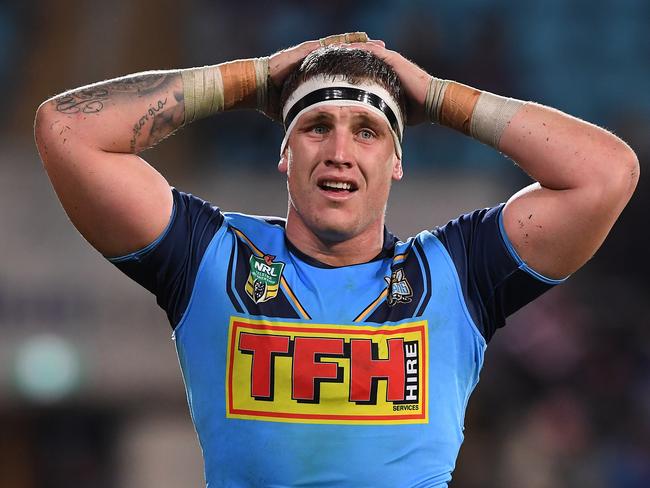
[{"x1": 323, "y1": 128, "x2": 354, "y2": 168}]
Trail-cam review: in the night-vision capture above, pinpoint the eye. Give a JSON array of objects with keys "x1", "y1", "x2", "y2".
[
  {"x1": 358, "y1": 129, "x2": 375, "y2": 140},
  {"x1": 312, "y1": 125, "x2": 328, "y2": 135}
]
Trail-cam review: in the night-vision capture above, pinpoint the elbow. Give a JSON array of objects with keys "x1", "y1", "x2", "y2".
[
  {"x1": 627, "y1": 149, "x2": 640, "y2": 193},
  {"x1": 34, "y1": 100, "x2": 54, "y2": 144},
  {"x1": 615, "y1": 144, "x2": 640, "y2": 200},
  {"x1": 597, "y1": 144, "x2": 640, "y2": 211},
  {"x1": 34, "y1": 99, "x2": 65, "y2": 168},
  {"x1": 34, "y1": 102, "x2": 51, "y2": 164},
  {"x1": 34, "y1": 98, "x2": 55, "y2": 132}
]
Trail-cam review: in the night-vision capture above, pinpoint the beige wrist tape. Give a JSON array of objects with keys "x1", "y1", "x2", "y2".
[
  {"x1": 425, "y1": 77, "x2": 525, "y2": 148},
  {"x1": 181, "y1": 57, "x2": 269, "y2": 125}
]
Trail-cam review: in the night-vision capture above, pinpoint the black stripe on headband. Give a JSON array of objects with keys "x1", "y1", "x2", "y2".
[{"x1": 283, "y1": 87, "x2": 402, "y2": 141}]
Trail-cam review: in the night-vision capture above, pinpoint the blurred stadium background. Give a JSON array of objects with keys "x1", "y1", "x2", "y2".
[{"x1": 1, "y1": 1, "x2": 649, "y2": 486}]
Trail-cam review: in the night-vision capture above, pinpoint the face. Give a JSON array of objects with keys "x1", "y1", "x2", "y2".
[{"x1": 278, "y1": 104, "x2": 403, "y2": 243}]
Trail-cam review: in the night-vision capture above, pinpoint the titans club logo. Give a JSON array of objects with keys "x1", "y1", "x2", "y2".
[
  {"x1": 385, "y1": 268, "x2": 413, "y2": 306},
  {"x1": 245, "y1": 254, "x2": 285, "y2": 304}
]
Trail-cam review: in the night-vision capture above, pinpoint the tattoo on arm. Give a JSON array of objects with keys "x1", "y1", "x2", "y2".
[
  {"x1": 129, "y1": 97, "x2": 168, "y2": 153},
  {"x1": 130, "y1": 90, "x2": 185, "y2": 153},
  {"x1": 54, "y1": 72, "x2": 174, "y2": 116},
  {"x1": 105, "y1": 73, "x2": 170, "y2": 94},
  {"x1": 49, "y1": 71, "x2": 185, "y2": 153},
  {"x1": 55, "y1": 88, "x2": 110, "y2": 114}
]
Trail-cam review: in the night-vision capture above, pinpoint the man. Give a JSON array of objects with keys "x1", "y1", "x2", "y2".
[{"x1": 34, "y1": 33, "x2": 638, "y2": 487}]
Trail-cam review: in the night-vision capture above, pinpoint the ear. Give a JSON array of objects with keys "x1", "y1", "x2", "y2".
[
  {"x1": 391, "y1": 154, "x2": 403, "y2": 181},
  {"x1": 278, "y1": 148, "x2": 289, "y2": 174}
]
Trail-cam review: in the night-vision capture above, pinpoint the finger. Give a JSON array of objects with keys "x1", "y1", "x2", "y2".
[
  {"x1": 300, "y1": 40, "x2": 323, "y2": 56},
  {"x1": 318, "y1": 32, "x2": 369, "y2": 47},
  {"x1": 341, "y1": 42, "x2": 383, "y2": 53}
]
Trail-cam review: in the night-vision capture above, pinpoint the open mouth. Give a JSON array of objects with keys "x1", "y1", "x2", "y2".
[{"x1": 317, "y1": 180, "x2": 359, "y2": 193}]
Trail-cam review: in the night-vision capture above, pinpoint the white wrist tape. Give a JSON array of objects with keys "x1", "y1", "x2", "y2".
[
  {"x1": 470, "y1": 92, "x2": 525, "y2": 147},
  {"x1": 425, "y1": 76, "x2": 525, "y2": 148},
  {"x1": 181, "y1": 57, "x2": 270, "y2": 125},
  {"x1": 181, "y1": 65, "x2": 224, "y2": 124}
]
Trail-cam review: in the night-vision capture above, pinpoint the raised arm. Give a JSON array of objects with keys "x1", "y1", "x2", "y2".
[
  {"x1": 354, "y1": 41, "x2": 639, "y2": 280},
  {"x1": 497, "y1": 103, "x2": 638, "y2": 279},
  {"x1": 34, "y1": 34, "x2": 365, "y2": 258},
  {"x1": 34, "y1": 72, "x2": 184, "y2": 257}
]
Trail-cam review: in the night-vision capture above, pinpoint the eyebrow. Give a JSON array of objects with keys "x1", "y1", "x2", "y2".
[
  {"x1": 299, "y1": 110, "x2": 386, "y2": 130},
  {"x1": 299, "y1": 112, "x2": 334, "y2": 125},
  {"x1": 351, "y1": 113, "x2": 385, "y2": 130}
]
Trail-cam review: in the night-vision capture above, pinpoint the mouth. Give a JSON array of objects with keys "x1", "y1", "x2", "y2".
[{"x1": 317, "y1": 179, "x2": 359, "y2": 196}]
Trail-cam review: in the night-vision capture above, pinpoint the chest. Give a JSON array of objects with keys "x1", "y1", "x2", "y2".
[{"x1": 214, "y1": 228, "x2": 465, "y2": 326}]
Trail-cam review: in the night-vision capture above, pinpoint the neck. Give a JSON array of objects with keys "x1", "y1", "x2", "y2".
[{"x1": 285, "y1": 210, "x2": 386, "y2": 267}]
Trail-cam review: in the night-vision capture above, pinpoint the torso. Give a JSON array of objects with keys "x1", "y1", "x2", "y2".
[{"x1": 173, "y1": 212, "x2": 485, "y2": 487}]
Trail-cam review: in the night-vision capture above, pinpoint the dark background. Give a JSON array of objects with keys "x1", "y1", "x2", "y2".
[{"x1": 0, "y1": 1, "x2": 648, "y2": 486}]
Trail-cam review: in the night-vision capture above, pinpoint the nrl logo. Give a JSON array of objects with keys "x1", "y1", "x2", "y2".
[
  {"x1": 245, "y1": 254, "x2": 285, "y2": 304},
  {"x1": 384, "y1": 268, "x2": 413, "y2": 307}
]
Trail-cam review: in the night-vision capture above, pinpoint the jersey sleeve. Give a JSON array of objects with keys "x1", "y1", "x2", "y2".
[
  {"x1": 432, "y1": 203, "x2": 567, "y2": 342},
  {"x1": 105, "y1": 188, "x2": 225, "y2": 328}
]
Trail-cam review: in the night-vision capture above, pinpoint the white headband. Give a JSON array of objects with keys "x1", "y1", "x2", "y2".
[{"x1": 280, "y1": 75, "x2": 404, "y2": 158}]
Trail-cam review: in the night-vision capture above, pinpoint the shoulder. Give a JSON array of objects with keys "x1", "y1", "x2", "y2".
[
  {"x1": 223, "y1": 212, "x2": 286, "y2": 231},
  {"x1": 223, "y1": 212, "x2": 286, "y2": 243},
  {"x1": 430, "y1": 205, "x2": 504, "y2": 246},
  {"x1": 172, "y1": 189, "x2": 286, "y2": 239}
]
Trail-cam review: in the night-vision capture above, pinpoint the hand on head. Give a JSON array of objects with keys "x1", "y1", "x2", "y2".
[
  {"x1": 267, "y1": 34, "x2": 430, "y2": 125},
  {"x1": 334, "y1": 41, "x2": 431, "y2": 125},
  {"x1": 266, "y1": 33, "x2": 378, "y2": 120}
]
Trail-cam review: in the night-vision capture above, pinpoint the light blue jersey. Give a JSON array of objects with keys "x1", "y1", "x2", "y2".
[{"x1": 109, "y1": 188, "x2": 564, "y2": 487}]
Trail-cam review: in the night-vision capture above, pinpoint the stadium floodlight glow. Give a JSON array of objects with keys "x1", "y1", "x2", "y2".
[{"x1": 12, "y1": 334, "x2": 82, "y2": 403}]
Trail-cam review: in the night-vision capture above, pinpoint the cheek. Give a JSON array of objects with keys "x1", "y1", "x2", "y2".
[
  {"x1": 364, "y1": 166, "x2": 394, "y2": 209},
  {"x1": 285, "y1": 145, "x2": 313, "y2": 179},
  {"x1": 370, "y1": 180, "x2": 392, "y2": 209},
  {"x1": 286, "y1": 167, "x2": 313, "y2": 210},
  {"x1": 367, "y1": 159, "x2": 396, "y2": 191}
]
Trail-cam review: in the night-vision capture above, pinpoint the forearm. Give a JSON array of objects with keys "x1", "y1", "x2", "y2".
[
  {"x1": 37, "y1": 71, "x2": 185, "y2": 154},
  {"x1": 498, "y1": 102, "x2": 637, "y2": 194},
  {"x1": 427, "y1": 78, "x2": 638, "y2": 196},
  {"x1": 35, "y1": 57, "x2": 269, "y2": 155}
]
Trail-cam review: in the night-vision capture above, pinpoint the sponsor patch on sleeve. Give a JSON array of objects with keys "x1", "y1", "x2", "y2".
[{"x1": 226, "y1": 317, "x2": 428, "y2": 424}]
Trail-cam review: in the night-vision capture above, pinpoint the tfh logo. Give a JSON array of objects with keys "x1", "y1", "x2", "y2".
[
  {"x1": 239, "y1": 334, "x2": 420, "y2": 404},
  {"x1": 226, "y1": 318, "x2": 428, "y2": 424}
]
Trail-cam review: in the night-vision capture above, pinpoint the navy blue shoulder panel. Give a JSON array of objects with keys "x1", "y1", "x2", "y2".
[
  {"x1": 431, "y1": 204, "x2": 564, "y2": 342},
  {"x1": 107, "y1": 188, "x2": 224, "y2": 328}
]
